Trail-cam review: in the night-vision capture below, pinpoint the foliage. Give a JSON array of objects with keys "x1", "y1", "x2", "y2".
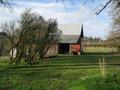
[
  {"x1": 84, "y1": 36, "x2": 105, "y2": 47},
  {"x1": 1, "y1": 9, "x2": 61, "y2": 64},
  {"x1": 85, "y1": 73, "x2": 120, "y2": 90},
  {"x1": 106, "y1": 0, "x2": 120, "y2": 52}
]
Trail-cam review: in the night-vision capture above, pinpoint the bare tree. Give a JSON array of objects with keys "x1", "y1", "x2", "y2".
[
  {"x1": 0, "y1": 0, "x2": 13, "y2": 11},
  {"x1": 37, "y1": 19, "x2": 62, "y2": 59},
  {"x1": 1, "y1": 9, "x2": 62, "y2": 64},
  {"x1": 107, "y1": 0, "x2": 120, "y2": 52}
]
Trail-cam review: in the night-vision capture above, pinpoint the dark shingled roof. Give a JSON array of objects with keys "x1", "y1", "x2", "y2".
[
  {"x1": 59, "y1": 35, "x2": 80, "y2": 43},
  {"x1": 59, "y1": 25, "x2": 84, "y2": 44}
]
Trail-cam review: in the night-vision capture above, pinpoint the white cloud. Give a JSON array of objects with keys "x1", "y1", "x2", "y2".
[{"x1": 0, "y1": 0, "x2": 110, "y2": 39}]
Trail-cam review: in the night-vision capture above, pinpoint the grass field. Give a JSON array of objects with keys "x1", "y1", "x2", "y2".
[
  {"x1": 0, "y1": 54, "x2": 120, "y2": 90},
  {"x1": 0, "y1": 47, "x2": 120, "y2": 90},
  {"x1": 84, "y1": 46, "x2": 117, "y2": 53}
]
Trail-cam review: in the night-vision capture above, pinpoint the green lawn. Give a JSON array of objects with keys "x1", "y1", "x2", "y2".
[
  {"x1": 0, "y1": 53, "x2": 120, "y2": 90},
  {"x1": 84, "y1": 46, "x2": 117, "y2": 53}
]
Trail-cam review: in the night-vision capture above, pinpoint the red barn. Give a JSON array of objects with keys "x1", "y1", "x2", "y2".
[{"x1": 71, "y1": 44, "x2": 81, "y2": 55}]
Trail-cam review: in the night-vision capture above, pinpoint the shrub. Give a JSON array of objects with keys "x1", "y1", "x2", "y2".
[
  {"x1": 85, "y1": 74, "x2": 120, "y2": 90},
  {"x1": 0, "y1": 76, "x2": 30, "y2": 90}
]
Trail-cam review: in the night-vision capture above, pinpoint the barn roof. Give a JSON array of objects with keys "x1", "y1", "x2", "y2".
[
  {"x1": 59, "y1": 24, "x2": 84, "y2": 44},
  {"x1": 59, "y1": 35, "x2": 80, "y2": 43}
]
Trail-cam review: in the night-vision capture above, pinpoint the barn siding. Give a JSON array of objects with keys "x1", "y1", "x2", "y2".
[
  {"x1": 69, "y1": 44, "x2": 72, "y2": 54},
  {"x1": 46, "y1": 44, "x2": 58, "y2": 57}
]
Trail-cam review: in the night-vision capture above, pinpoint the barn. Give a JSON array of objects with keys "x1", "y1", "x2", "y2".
[
  {"x1": 58, "y1": 35, "x2": 82, "y2": 55},
  {"x1": 46, "y1": 25, "x2": 84, "y2": 56}
]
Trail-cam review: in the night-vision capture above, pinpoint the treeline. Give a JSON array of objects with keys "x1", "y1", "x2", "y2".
[{"x1": 84, "y1": 36, "x2": 105, "y2": 47}]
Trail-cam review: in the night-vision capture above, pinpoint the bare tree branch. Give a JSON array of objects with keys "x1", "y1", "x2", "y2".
[
  {"x1": 58, "y1": 0, "x2": 113, "y2": 15},
  {"x1": 95, "y1": 0, "x2": 112, "y2": 15},
  {"x1": 0, "y1": 0, "x2": 13, "y2": 12}
]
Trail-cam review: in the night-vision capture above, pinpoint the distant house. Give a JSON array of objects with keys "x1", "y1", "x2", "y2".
[{"x1": 46, "y1": 25, "x2": 84, "y2": 56}]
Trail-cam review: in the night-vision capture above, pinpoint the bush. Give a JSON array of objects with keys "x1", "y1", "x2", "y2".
[
  {"x1": 0, "y1": 76, "x2": 68, "y2": 90},
  {"x1": 0, "y1": 76, "x2": 31, "y2": 90},
  {"x1": 85, "y1": 74, "x2": 120, "y2": 90}
]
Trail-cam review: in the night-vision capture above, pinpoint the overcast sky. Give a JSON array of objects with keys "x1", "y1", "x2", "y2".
[{"x1": 0, "y1": 0, "x2": 111, "y2": 39}]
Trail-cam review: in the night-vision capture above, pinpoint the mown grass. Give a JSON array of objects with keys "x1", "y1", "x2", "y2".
[
  {"x1": 0, "y1": 52, "x2": 120, "y2": 90},
  {"x1": 84, "y1": 46, "x2": 117, "y2": 53}
]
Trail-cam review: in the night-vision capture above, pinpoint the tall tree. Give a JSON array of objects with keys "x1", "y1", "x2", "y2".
[
  {"x1": 107, "y1": 0, "x2": 120, "y2": 52},
  {"x1": 1, "y1": 9, "x2": 61, "y2": 64},
  {"x1": 37, "y1": 19, "x2": 62, "y2": 59}
]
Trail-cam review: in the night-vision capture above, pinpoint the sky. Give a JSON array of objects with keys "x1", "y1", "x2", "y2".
[{"x1": 0, "y1": 0, "x2": 112, "y2": 39}]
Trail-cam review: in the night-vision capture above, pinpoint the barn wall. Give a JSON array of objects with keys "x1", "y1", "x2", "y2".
[
  {"x1": 46, "y1": 43, "x2": 81, "y2": 56},
  {"x1": 70, "y1": 44, "x2": 81, "y2": 54},
  {"x1": 45, "y1": 44, "x2": 58, "y2": 57},
  {"x1": 69, "y1": 44, "x2": 72, "y2": 54},
  {"x1": 58, "y1": 43, "x2": 70, "y2": 54}
]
